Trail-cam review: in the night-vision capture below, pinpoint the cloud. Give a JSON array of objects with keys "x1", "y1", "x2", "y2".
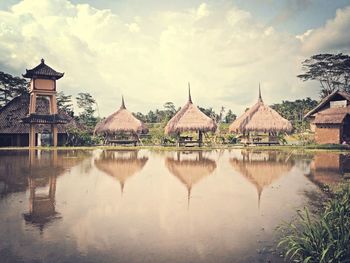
[
  {"x1": 300, "y1": 6, "x2": 350, "y2": 54},
  {"x1": 271, "y1": 0, "x2": 312, "y2": 25},
  {"x1": 0, "y1": 0, "x2": 315, "y2": 117}
]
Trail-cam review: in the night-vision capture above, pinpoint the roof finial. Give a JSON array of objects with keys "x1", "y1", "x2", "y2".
[
  {"x1": 188, "y1": 82, "x2": 192, "y2": 103},
  {"x1": 41, "y1": 58, "x2": 45, "y2": 64},
  {"x1": 121, "y1": 95, "x2": 126, "y2": 109},
  {"x1": 258, "y1": 83, "x2": 263, "y2": 102}
]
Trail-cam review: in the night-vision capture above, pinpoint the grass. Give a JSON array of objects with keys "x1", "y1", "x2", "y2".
[{"x1": 278, "y1": 184, "x2": 350, "y2": 263}]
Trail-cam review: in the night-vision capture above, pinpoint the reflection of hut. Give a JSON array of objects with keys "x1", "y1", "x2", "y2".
[
  {"x1": 230, "y1": 150, "x2": 293, "y2": 207},
  {"x1": 164, "y1": 84, "x2": 217, "y2": 146},
  {"x1": 165, "y1": 151, "x2": 216, "y2": 206},
  {"x1": 94, "y1": 97, "x2": 148, "y2": 145},
  {"x1": 306, "y1": 152, "x2": 350, "y2": 187},
  {"x1": 94, "y1": 150, "x2": 148, "y2": 193},
  {"x1": 229, "y1": 86, "x2": 292, "y2": 144}
]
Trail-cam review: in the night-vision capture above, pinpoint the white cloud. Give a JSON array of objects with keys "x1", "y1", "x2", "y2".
[
  {"x1": 0, "y1": 0, "x2": 318, "y2": 117},
  {"x1": 300, "y1": 6, "x2": 350, "y2": 54}
]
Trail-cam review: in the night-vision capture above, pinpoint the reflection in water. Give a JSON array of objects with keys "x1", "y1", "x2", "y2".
[
  {"x1": 230, "y1": 150, "x2": 294, "y2": 207},
  {"x1": 306, "y1": 152, "x2": 350, "y2": 188},
  {"x1": 95, "y1": 150, "x2": 148, "y2": 193},
  {"x1": 23, "y1": 174, "x2": 59, "y2": 232},
  {"x1": 165, "y1": 151, "x2": 216, "y2": 207}
]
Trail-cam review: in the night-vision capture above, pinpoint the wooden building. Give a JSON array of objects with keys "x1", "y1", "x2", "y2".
[
  {"x1": 164, "y1": 84, "x2": 217, "y2": 146},
  {"x1": 0, "y1": 94, "x2": 81, "y2": 147},
  {"x1": 94, "y1": 97, "x2": 148, "y2": 145},
  {"x1": 229, "y1": 86, "x2": 292, "y2": 145},
  {"x1": 304, "y1": 90, "x2": 350, "y2": 144}
]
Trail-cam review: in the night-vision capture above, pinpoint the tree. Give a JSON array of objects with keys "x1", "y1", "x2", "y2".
[
  {"x1": 76, "y1": 92, "x2": 97, "y2": 128},
  {"x1": 224, "y1": 109, "x2": 236, "y2": 123},
  {"x1": 271, "y1": 98, "x2": 318, "y2": 131},
  {"x1": 57, "y1": 91, "x2": 74, "y2": 116},
  {"x1": 163, "y1": 102, "x2": 176, "y2": 121},
  {"x1": 0, "y1": 71, "x2": 29, "y2": 108},
  {"x1": 298, "y1": 53, "x2": 350, "y2": 98}
]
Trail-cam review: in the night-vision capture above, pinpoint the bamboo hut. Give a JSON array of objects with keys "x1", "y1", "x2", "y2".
[
  {"x1": 230, "y1": 150, "x2": 293, "y2": 208},
  {"x1": 164, "y1": 84, "x2": 217, "y2": 146},
  {"x1": 94, "y1": 97, "x2": 148, "y2": 145},
  {"x1": 94, "y1": 150, "x2": 148, "y2": 193},
  {"x1": 165, "y1": 151, "x2": 216, "y2": 206},
  {"x1": 229, "y1": 86, "x2": 292, "y2": 145}
]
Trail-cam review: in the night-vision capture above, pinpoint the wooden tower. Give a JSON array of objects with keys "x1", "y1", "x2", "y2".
[{"x1": 22, "y1": 59, "x2": 64, "y2": 147}]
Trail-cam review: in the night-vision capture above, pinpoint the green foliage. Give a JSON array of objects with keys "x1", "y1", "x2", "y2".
[
  {"x1": 278, "y1": 185, "x2": 350, "y2": 262},
  {"x1": 66, "y1": 128, "x2": 100, "y2": 146},
  {"x1": 298, "y1": 53, "x2": 350, "y2": 98},
  {"x1": 76, "y1": 92, "x2": 98, "y2": 128},
  {"x1": 0, "y1": 71, "x2": 29, "y2": 108},
  {"x1": 224, "y1": 109, "x2": 236, "y2": 123},
  {"x1": 57, "y1": 91, "x2": 74, "y2": 116},
  {"x1": 271, "y1": 98, "x2": 318, "y2": 132}
]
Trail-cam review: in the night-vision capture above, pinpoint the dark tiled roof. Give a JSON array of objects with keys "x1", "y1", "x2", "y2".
[
  {"x1": 22, "y1": 114, "x2": 68, "y2": 124},
  {"x1": 304, "y1": 90, "x2": 350, "y2": 118},
  {"x1": 23, "y1": 59, "x2": 64, "y2": 79},
  {"x1": 314, "y1": 107, "x2": 350, "y2": 124},
  {"x1": 0, "y1": 94, "x2": 80, "y2": 134}
]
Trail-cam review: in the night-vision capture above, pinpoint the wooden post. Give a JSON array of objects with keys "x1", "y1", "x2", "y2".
[
  {"x1": 29, "y1": 124, "x2": 35, "y2": 147},
  {"x1": 198, "y1": 130, "x2": 203, "y2": 147},
  {"x1": 52, "y1": 125, "x2": 58, "y2": 147}
]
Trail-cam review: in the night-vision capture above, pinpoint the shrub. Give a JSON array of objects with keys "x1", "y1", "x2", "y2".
[{"x1": 278, "y1": 185, "x2": 350, "y2": 262}]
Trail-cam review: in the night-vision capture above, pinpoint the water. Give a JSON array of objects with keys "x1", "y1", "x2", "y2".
[{"x1": 0, "y1": 149, "x2": 348, "y2": 263}]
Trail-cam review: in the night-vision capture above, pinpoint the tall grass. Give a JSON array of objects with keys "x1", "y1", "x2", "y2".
[{"x1": 278, "y1": 184, "x2": 350, "y2": 262}]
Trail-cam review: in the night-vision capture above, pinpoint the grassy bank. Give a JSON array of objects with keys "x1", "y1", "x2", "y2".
[
  {"x1": 278, "y1": 184, "x2": 350, "y2": 262},
  {"x1": 0, "y1": 143, "x2": 350, "y2": 152}
]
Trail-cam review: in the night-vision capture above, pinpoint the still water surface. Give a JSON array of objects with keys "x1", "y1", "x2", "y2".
[{"x1": 0, "y1": 149, "x2": 348, "y2": 263}]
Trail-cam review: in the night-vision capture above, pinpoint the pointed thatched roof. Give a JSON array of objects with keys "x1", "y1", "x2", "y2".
[
  {"x1": 94, "y1": 97, "x2": 148, "y2": 135},
  {"x1": 230, "y1": 150, "x2": 293, "y2": 206},
  {"x1": 165, "y1": 85, "x2": 217, "y2": 134},
  {"x1": 229, "y1": 86, "x2": 292, "y2": 133},
  {"x1": 94, "y1": 150, "x2": 148, "y2": 192}
]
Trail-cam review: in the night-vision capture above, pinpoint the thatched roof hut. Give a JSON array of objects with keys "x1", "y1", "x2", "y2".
[
  {"x1": 94, "y1": 97, "x2": 148, "y2": 135},
  {"x1": 94, "y1": 150, "x2": 148, "y2": 192},
  {"x1": 165, "y1": 86, "x2": 217, "y2": 135},
  {"x1": 230, "y1": 150, "x2": 293, "y2": 207},
  {"x1": 229, "y1": 87, "x2": 292, "y2": 134},
  {"x1": 165, "y1": 152, "x2": 216, "y2": 206}
]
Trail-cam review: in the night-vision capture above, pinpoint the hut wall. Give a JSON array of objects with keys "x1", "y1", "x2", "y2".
[{"x1": 315, "y1": 125, "x2": 341, "y2": 144}]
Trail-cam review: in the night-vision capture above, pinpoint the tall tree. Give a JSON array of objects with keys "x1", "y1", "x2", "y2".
[
  {"x1": 224, "y1": 109, "x2": 236, "y2": 123},
  {"x1": 57, "y1": 91, "x2": 74, "y2": 116},
  {"x1": 0, "y1": 71, "x2": 29, "y2": 108},
  {"x1": 76, "y1": 92, "x2": 97, "y2": 128},
  {"x1": 298, "y1": 53, "x2": 350, "y2": 98}
]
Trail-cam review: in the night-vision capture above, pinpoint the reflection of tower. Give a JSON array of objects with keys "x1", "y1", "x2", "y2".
[
  {"x1": 22, "y1": 59, "x2": 65, "y2": 147},
  {"x1": 230, "y1": 150, "x2": 293, "y2": 209},
  {"x1": 165, "y1": 151, "x2": 216, "y2": 208},
  {"x1": 24, "y1": 174, "x2": 58, "y2": 232},
  {"x1": 95, "y1": 150, "x2": 148, "y2": 194}
]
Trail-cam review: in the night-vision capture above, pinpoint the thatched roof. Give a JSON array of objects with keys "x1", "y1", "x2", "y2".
[
  {"x1": 304, "y1": 90, "x2": 350, "y2": 119},
  {"x1": 313, "y1": 106, "x2": 350, "y2": 124},
  {"x1": 94, "y1": 150, "x2": 148, "y2": 192},
  {"x1": 165, "y1": 152, "x2": 216, "y2": 205},
  {"x1": 94, "y1": 97, "x2": 148, "y2": 135},
  {"x1": 230, "y1": 150, "x2": 293, "y2": 206},
  {"x1": 229, "y1": 87, "x2": 292, "y2": 133},
  {"x1": 0, "y1": 94, "x2": 81, "y2": 134},
  {"x1": 164, "y1": 86, "x2": 217, "y2": 134}
]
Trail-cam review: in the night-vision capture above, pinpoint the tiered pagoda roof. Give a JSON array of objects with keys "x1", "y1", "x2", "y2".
[{"x1": 23, "y1": 58, "x2": 64, "y2": 80}]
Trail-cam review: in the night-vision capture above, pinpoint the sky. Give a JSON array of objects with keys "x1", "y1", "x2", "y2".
[{"x1": 0, "y1": 0, "x2": 350, "y2": 117}]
